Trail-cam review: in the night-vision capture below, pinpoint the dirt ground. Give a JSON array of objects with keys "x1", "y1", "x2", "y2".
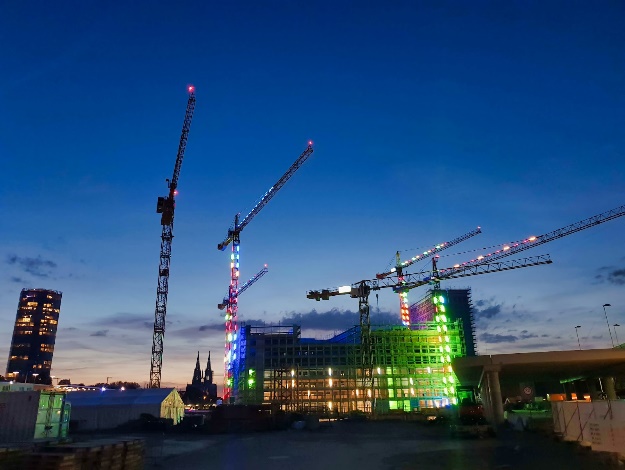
[{"x1": 134, "y1": 419, "x2": 622, "y2": 470}]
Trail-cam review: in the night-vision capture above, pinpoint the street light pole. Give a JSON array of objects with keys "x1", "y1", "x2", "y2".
[
  {"x1": 602, "y1": 304, "x2": 615, "y2": 348},
  {"x1": 575, "y1": 326, "x2": 582, "y2": 350},
  {"x1": 613, "y1": 324, "x2": 621, "y2": 346}
]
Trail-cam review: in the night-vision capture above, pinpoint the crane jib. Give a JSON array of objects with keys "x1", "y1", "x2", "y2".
[{"x1": 218, "y1": 145, "x2": 314, "y2": 249}]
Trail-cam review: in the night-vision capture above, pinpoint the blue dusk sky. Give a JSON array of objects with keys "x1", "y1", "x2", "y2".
[{"x1": 1, "y1": 1, "x2": 624, "y2": 390}]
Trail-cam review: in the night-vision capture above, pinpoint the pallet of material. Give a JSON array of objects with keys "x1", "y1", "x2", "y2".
[
  {"x1": 23, "y1": 452, "x2": 76, "y2": 470},
  {"x1": 42, "y1": 438, "x2": 145, "y2": 470},
  {"x1": 0, "y1": 447, "x2": 26, "y2": 470}
]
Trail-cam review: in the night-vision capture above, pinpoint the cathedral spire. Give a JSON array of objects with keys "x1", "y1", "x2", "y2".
[
  {"x1": 192, "y1": 351, "x2": 202, "y2": 385},
  {"x1": 204, "y1": 351, "x2": 213, "y2": 385}
]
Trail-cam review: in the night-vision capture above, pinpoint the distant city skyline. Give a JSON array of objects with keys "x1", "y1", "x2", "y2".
[{"x1": 2, "y1": 1, "x2": 624, "y2": 392}]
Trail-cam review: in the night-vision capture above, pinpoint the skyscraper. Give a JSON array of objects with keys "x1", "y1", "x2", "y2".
[{"x1": 5, "y1": 288, "x2": 62, "y2": 385}]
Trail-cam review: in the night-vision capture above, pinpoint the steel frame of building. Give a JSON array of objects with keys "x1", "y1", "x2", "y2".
[{"x1": 233, "y1": 316, "x2": 466, "y2": 413}]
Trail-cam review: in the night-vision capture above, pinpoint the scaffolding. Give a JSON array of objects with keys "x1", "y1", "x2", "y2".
[{"x1": 234, "y1": 314, "x2": 466, "y2": 413}]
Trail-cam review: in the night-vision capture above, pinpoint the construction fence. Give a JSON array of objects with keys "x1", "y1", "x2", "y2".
[{"x1": 552, "y1": 400, "x2": 625, "y2": 456}]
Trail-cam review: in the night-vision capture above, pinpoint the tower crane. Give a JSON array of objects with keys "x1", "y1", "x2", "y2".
[
  {"x1": 148, "y1": 86, "x2": 196, "y2": 389},
  {"x1": 307, "y1": 254, "x2": 553, "y2": 412},
  {"x1": 218, "y1": 142, "x2": 314, "y2": 400},
  {"x1": 218, "y1": 265, "x2": 269, "y2": 310},
  {"x1": 307, "y1": 203, "x2": 625, "y2": 410},
  {"x1": 404, "y1": 203, "x2": 625, "y2": 325},
  {"x1": 443, "y1": 204, "x2": 625, "y2": 275},
  {"x1": 376, "y1": 227, "x2": 482, "y2": 326}
]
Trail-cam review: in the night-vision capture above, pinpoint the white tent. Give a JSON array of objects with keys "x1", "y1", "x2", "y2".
[{"x1": 66, "y1": 388, "x2": 184, "y2": 431}]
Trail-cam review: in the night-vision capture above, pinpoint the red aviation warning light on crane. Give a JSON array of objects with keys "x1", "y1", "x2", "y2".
[
  {"x1": 148, "y1": 86, "x2": 196, "y2": 389},
  {"x1": 217, "y1": 142, "x2": 314, "y2": 401}
]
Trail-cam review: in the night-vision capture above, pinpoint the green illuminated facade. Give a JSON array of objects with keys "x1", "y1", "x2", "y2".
[{"x1": 234, "y1": 291, "x2": 468, "y2": 412}]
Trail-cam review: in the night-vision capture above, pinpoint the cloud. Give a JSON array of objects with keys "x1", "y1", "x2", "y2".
[
  {"x1": 595, "y1": 266, "x2": 625, "y2": 285},
  {"x1": 607, "y1": 269, "x2": 625, "y2": 285},
  {"x1": 512, "y1": 342, "x2": 561, "y2": 351},
  {"x1": 476, "y1": 305, "x2": 501, "y2": 319},
  {"x1": 198, "y1": 323, "x2": 228, "y2": 332},
  {"x1": 480, "y1": 333, "x2": 518, "y2": 343},
  {"x1": 278, "y1": 308, "x2": 399, "y2": 331},
  {"x1": 10, "y1": 276, "x2": 27, "y2": 284},
  {"x1": 90, "y1": 330, "x2": 109, "y2": 337},
  {"x1": 480, "y1": 329, "x2": 540, "y2": 345},
  {"x1": 89, "y1": 312, "x2": 155, "y2": 329},
  {"x1": 6, "y1": 255, "x2": 57, "y2": 278},
  {"x1": 174, "y1": 309, "x2": 400, "y2": 340},
  {"x1": 473, "y1": 298, "x2": 502, "y2": 319},
  {"x1": 520, "y1": 332, "x2": 538, "y2": 340}
]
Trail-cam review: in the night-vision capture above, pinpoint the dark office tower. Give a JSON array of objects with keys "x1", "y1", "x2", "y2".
[
  {"x1": 410, "y1": 288, "x2": 478, "y2": 356},
  {"x1": 5, "y1": 288, "x2": 62, "y2": 385}
]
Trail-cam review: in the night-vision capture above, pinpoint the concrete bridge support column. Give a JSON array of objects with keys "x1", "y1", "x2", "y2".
[
  {"x1": 480, "y1": 365, "x2": 504, "y2": 425},
  {"x1": 601, "y1": 376, "x2": 617, "y2": 400},
  {"x1": 479, "y1": 377, "x2": 493, "y2": 423}
]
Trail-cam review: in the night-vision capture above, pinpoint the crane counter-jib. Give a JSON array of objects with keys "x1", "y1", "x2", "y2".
[{"x1": 306, "y1": 254, "x2": 553, "y2": 301}]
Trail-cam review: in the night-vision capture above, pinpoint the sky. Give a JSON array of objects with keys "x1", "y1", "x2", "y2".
[{"x1": 1, "y1": 1, "x2": 624, "y2": 391}]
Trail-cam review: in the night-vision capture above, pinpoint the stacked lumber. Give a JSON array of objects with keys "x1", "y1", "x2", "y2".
[
  {"x1": 120, "y1": 439, "x2": 145, "y2": 470},
  {"x1": 23, "y1": 452, "x2": 76, "y2": 470},
  {"x1": 50, "y1": 439, "x2": 145, "y2": 470},
  {"x1": 7, "y1": 438, "x2": 146, "y2": 470},
  {"x1": 0, "y1": 447, "x2": 26, "y2": 470}
]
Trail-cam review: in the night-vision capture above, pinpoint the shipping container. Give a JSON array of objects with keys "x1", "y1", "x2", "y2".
[{"x1": 0, "y1": 391, "x2": 69, "y2": 444}]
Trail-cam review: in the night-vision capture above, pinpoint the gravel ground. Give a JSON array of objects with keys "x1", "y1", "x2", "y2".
[{"x1": 135, "y1": 420, "x2": 621, "y2": 470}]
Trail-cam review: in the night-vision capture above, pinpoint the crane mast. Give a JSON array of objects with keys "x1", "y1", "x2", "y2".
[
  {"x1": 149, "y1": 86, "x2": 196, "y2": 388},
  {"x1": 218, "y1": 143, "x2": 314, "y2": 401}
]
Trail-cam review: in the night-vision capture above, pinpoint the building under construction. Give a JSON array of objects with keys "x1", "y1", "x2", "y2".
[
  {"x1": 411, "y1": 288, "x2": 478, "y2": 356},
  {"x1": 232, "y1": 289, "x2": 472, "y2": 413}
]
